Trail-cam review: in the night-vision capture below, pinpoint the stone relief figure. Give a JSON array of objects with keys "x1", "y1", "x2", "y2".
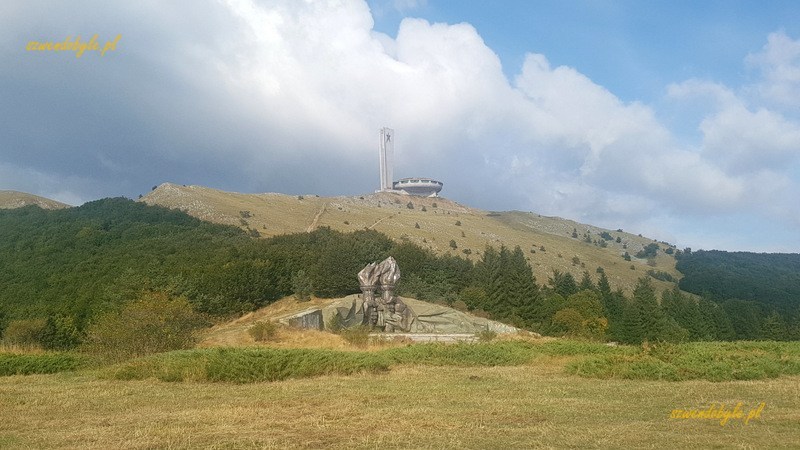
[{"x1": 358, "y1": 257, "x2": 413, "y2": 332}]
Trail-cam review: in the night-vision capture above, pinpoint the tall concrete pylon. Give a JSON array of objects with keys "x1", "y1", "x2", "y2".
[{"x1": 379, "y1": 127, "x2": 394, "y2": 191}]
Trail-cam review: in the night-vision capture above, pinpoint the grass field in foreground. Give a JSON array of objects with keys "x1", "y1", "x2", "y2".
[
  {"x1": 1, "y1": 340, "x2": 800, "y2": 448},
  {"x1": 0, "y1": 362, "x2": 798, "y2": 449}
]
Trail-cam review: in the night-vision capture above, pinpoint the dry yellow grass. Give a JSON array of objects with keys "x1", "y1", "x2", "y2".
[
  {"x1": 1, "y1": 362, "x2": 798, "y2": 448},
  {"x1": 0, "y1": 190, "x2": 68, "y2": 210},
  {"x1": 199, "y1": 296, "x2": 350, "y2": 349},
  {"x1": 141, "y1": 183, "x2": 680, "y2": 294}
]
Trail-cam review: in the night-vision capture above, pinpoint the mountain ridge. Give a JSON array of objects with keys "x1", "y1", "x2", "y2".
[
  {"x1": 0, "y1": 190, "x2": 69, "y2": 210},
  {"x1": 140, "y1": 182, "x2": 681, "y2": 294}
]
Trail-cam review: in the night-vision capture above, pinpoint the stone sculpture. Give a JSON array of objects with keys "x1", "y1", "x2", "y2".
[{"x1": 358, "y1": 256, "x2": 413, "y2": 332}]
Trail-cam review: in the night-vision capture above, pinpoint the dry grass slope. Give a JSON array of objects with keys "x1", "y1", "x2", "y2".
[
  {"x1": 0, "y1": 190, "x2": 69, "y2": 210},
  {"x1": 142, "y1": 183, "x2": 681, "y2": 293}
]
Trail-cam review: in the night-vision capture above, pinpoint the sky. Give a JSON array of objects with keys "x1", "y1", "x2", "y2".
[{"x1": 1, "y1": 0, "x2": 799, "y2": 252}]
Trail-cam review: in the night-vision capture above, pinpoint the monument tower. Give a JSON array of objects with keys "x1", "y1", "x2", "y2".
[
  {"x1": 379, "y1": 127, "x2": 394, "y2": 191},
  {"x1": 376, "y1": 127, "x2": 443, "y2": 196}
]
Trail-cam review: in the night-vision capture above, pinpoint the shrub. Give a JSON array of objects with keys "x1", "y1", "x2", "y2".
[
  {"x1": 249, "y1": 321, "x2": 278, "y2": 342},
  {"x1": 646, "y1": 270, "x2": 675, "y2": 282},
  {"x1": 291, "y1": 270, "x2": 313, "y2": 301},
  {"x1": 83, "y1": 291, "x2": 210, "y2": 362},
  {"x1": 327, "y1": 313, "x2": 344, "y2": 333},
  {"x1": 384, "y1": 341, "x2": 534, "y2": 366},
  {"x1": 551, "y1": 308, "x2": 585, "y2": 335},
  {"x1": 2, "y1": 319, "x2": 46, "y2": 348},
  {"x1": 106, "y1": 348, "x2": 390, "y2": 383},
  {"x1": 476, "y1": 328, "x2": 497, "y2": 342},
  {"x1": 636, "y1": 243, "x2": 659, "y2": 259},
  {"x1": 340, "y1": 326, "x2": 371, "y2": 347},
  {"x1": 39, "y1": 315, "x2": 83, "y2": 350},
  {"x1": 0, "y1": 352, "x2": 87, "y2": 376}
]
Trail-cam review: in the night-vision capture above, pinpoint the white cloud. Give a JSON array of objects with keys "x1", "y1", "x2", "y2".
[
  {"x1": 746, "y1": 31, "x2": 800, "y2": 111},
  {"x1": 1, "y1": 0, "x2": 799, "y2": 250},
  {"x1": 700, "y1": 104, "x2": 800, "y2": 174},
  {"x1": 0, "y1": 162, "x2": 89, "y2": 206}
]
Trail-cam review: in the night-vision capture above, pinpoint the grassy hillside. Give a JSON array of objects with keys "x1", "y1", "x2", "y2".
[
  {"x1": 0, "y1": 191, "x2": 68, "y2": 210},
  {"x1": 142, "y1": 183, "x2": 680, "y2": 294}
]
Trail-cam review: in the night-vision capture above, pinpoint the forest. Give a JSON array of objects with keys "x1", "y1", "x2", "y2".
[{"x1": 1, "y1": 198, "x2": 798, "y2": 350}]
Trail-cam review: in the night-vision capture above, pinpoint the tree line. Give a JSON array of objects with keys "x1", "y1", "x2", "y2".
[{"x1": 1, "y1": 198, "x2": 798, "y2": 350}]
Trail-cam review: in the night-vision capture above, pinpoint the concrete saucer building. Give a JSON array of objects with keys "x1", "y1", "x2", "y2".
[{"x1": 377, "y1": 127, "x2": 443, "y2": 197}]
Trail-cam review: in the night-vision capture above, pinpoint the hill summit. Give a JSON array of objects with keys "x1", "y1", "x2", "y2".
[
  {"x1": 141, "y1": 183, "x2": 681, "y2": 293},
  {"x1": 0, "y1": 190, "x2": 69, "y2": 210}
]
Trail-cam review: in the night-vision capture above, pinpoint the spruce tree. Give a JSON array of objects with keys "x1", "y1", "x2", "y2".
[
  {"x1": 761, "y1": 311, "x2": 789, "y2": 341},
  {"x1": 578, "y1": 271, "x2": 596, "y2": 291},
  {"x1": 619, "y1": 299, "x2": 645, "y2": 344},
  {"x1": 549, "y1": 270, "x2": 578, "y2": 298},
  {"x1": 632, "y1": 277, "x2": 666, "y2": 342}
]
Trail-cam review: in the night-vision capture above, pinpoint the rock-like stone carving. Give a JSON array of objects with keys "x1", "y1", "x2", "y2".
[{"x1": 358, "y1": 257, "x2": 413, "y2": 332}]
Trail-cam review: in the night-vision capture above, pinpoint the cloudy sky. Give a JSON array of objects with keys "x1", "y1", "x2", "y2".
[{"x1": 2, "y1": 0, "x2": 799, "y2": 252}]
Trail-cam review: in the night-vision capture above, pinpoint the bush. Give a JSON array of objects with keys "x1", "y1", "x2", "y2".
[
  {"x1": 2, "y1": 319, "x2": 46, "y2": 348},
  {"x1": 339, "y1": 325, "x2": 371, "y2": 347},
  {"x1": 476, "y1": 328, "x2": 497, "y2": 342},
  {"x1": 566, "y1": 341, "x2": 800, "y2": 382},
  {"x1": 384, "y1": 341, "x2": 535, "y2": 366},
  {"x1": 205, "y1": 348, "x2": 389, "y2": 383},
  {"x1": 0, "y1": 352, "x2": 88, "y2": 376},
  {"x1": 646, "y1": 270, "x2": 675, "y2": 282},
  {"x1": 551, "y1": 308, "x2": 584, "y2": 335},
  {"x1": 291, "y1": 270, "x2": 313, "y2": 301},
  {"x1": 249, "y1": 321, "x2": 278, "y2": 342},
  {"x1": 327, "y1": 314, "x2": 344, "y2": 333},
  {"x1": 39, "y1": 315, "x2": 83, "y2": 350},
  {"x1": 83, "y1": 291, "x2": 210, "y2": 362}
]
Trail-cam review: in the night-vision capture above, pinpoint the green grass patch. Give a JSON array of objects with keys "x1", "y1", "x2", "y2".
[
  {"x1": 104, "y1": 340, "x2": 800, "y2": 384},
  {"x1": 567, "y1": 341, "x2": 800, "y2": 382},
  {"x1": 106, "y1": 348, "x2": 390, "y2": 383},
  {"x1": 384, "y1": 341, "x2": 537, "y2": 366},
  {"x1": 106, "y1": 341, "x2": 544, "y2": 383},
  {"x1": 0, "y1": 352, "x2": 88, "y2": 376},
  {"x1": 205, "y1": 348, "x2": 389, "y2": 383},
  {"x1": 534, "y1": 340, "x2": 634, "y2": 356}
]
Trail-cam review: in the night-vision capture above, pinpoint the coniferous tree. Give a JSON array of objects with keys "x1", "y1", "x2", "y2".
[
  {"x1": 549, "y1": 270, "x2": 578, "y2": 298},
  {"x1": 761, "y1": 311, "x2": 789, "y2": 341},
  {"x1": 506, "y1": 246, "x2": 541, "y2": 323},
  {"x1": 698, "y1": 297, "x2": 735, "y2": 341},
  {"x1": 632, "y1": 277, "x2": 666, "y2": 342},
  {"x1": 662, "y1": 288, "x2": 706, "y2": 340},
  {"x1": 619, "y1": 299, "x2": 645, "y2": 344},
  {"x1": 723, "y1": 299, "x2": 763, "y2": 340},
  {"x1": 578, "y1": 271, "x2": 596, "y2": 291}
]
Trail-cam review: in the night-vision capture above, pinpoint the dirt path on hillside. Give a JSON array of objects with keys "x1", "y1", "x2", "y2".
[
  {"x1": 368, "y1": 213, "x2": 397, "y2": 229},
  {"x1": 306, "y1": 204, "x2": 327, "y2": 232}
]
